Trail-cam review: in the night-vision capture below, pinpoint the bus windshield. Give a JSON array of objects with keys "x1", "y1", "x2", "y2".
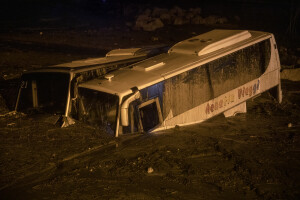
[
  {"x1": 17, "y1": 72, "x2": 70, "y2": 114},
  {"x1": 77, "y1": 88, "x2": 119, "y2": 133}
]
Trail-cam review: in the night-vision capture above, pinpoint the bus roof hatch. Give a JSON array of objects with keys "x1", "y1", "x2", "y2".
[{"x1": 168, "y1": 29, "x2": 251, "y2": 56}]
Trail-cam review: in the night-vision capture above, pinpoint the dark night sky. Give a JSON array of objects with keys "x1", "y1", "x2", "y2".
[
  {"x1": 0, "y1": 0, "x2": 298, "y2": 36},
  {"x1": 1, "y1": 0, "x2": 296, "y2": 18}
]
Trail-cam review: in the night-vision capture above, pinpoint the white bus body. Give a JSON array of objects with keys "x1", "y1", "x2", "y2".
[
  {"x1": 77, "y1": 30, "x2": 282, "y2": 136},
  {"x1": 15, "y1": 46, "x2": 168, "y2": 126}
]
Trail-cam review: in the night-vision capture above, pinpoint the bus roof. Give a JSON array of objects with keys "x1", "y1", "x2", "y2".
[
  {"x1": 79, "y1": 30, "x2": 272, "y2": 96},
  {"x1": 23, "y1": 46, "x2": 168, "y2": 74}
]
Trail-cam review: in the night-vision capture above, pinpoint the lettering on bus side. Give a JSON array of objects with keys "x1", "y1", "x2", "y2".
[
  {"x1": 238, "y1": 80, "x2": 260, "y2": 100},
  {"x1": 205, "y1": 93, "x2": 235, "y2": 114},
  {"x1": 205, "y1": 80, "x2": 260, "y2": 115}
]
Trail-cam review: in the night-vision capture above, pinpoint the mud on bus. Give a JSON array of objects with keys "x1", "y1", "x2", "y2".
[
  {"x1": 14, "y1": 46, "x2": 168, "y2": 126},
  {"x1": 76, "y1": 29, "x2": 282, "y2": 136}
]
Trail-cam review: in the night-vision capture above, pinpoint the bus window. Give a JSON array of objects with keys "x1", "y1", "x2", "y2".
[
  {"x1": 208, "y1": 39, "x2": 271, "y2": 97},
  {"x1": 163, "y1": 65, "x2": 212, "y2": 117}
]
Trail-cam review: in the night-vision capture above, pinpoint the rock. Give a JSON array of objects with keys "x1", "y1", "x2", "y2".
[
  {"x1": 7, "y1": 122, "x2": 16, "y2": 127},
  {"x1": 2, "y1": 73, "x2": 21, "y2": 80},
  {"x1": 217, "y1": 17, "x2": 228, "y2": 24},
  {"x1": 147, "y1": 167, "x2": 154, "y2": 174},
  {"x1": 143, "y1": 18, "x2": 164, "y2": 31},
  {"x1": 203, "y1": 15, "x2": 219, "y2": 25},
  {"x1": 199, "y1": 15, "x2": 228, "y2": 25},
  {"x1": 191, "y1": 16, "x2": 205, "y2": 24},
  {"x1": 185, "y1": 12, "x2": 195, "y2": 21},
  {"x1": 134, "y1": 7, "x2": 228, "y2": 27},
  {"x1": 281, "y1": 68, "x2": 300, "y2": 81},
  {"x1": 135, "y1": 12, "x2": 165, "y2": 31},
  {"x1": 160, "y1": 13, "x2": 172, "y2": 24},
  {"x1": 135, "y1": 14, "x2": 151, "y2": 29},
  {"x1": 0, "y1": 111, "x2": 25, "y2": 118},
  {"x1": 288, "y1": 123, "x2": 292, "y2": 128},
  {"x1": 174, "y1": 16, "x2": 188, "y2": 25}
]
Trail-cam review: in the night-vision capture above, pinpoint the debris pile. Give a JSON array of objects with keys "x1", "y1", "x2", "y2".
[
  {"x1": 279, "y1": 46, "x2": 300, "y2": 81},
  {"x1": 133, "y1": 6, "x2": 228, "y2": 31},
  {"x1": 281, "y1": 68, "x2": 300, "y2": 81}
]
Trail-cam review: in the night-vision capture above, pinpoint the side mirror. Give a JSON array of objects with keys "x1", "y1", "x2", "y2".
[{"x1": 121, "y1": 91, "x2": 140, "y2": 126}]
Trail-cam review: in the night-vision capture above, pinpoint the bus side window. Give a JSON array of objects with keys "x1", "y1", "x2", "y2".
[
  {"x1": 163, "y1": 65, "x2": 212, "y2": 118},
  {"x1": 208, "y1": 40, "x2": 271, "y2": 97}
]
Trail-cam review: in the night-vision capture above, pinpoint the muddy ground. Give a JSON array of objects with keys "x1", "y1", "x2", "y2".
[
  {"x1": 0, "y1": 4, "x2": 300, "y2": 199},
  {"x1": 0, "y1": 84, "x2": 299, "y2": 200}
]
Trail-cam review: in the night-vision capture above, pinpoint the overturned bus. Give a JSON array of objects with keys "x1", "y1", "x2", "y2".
[
  {"x1": 76, "y1": 29, "x2": 282, "y2": 136},
  {"x1": 15, "y1": 46, "x2": 168, "y2": 126}
]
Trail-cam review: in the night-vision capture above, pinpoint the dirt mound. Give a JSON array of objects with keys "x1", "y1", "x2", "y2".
[{"x1": 281, "y1": 68, "x2": 300, "y2": 81}]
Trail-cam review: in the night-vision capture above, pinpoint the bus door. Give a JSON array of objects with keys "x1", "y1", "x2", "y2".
[{"x1": 137, "y1": 97, "x2": 163, "y2": 132}]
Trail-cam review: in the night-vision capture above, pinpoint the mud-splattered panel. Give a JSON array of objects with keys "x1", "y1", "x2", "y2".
[
  {"x1": 163, "y1": 66, "x2": 212, "y2": 118},
  {"x1": 209, "y1": 39, "x2": 270, "y2": 98}
]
